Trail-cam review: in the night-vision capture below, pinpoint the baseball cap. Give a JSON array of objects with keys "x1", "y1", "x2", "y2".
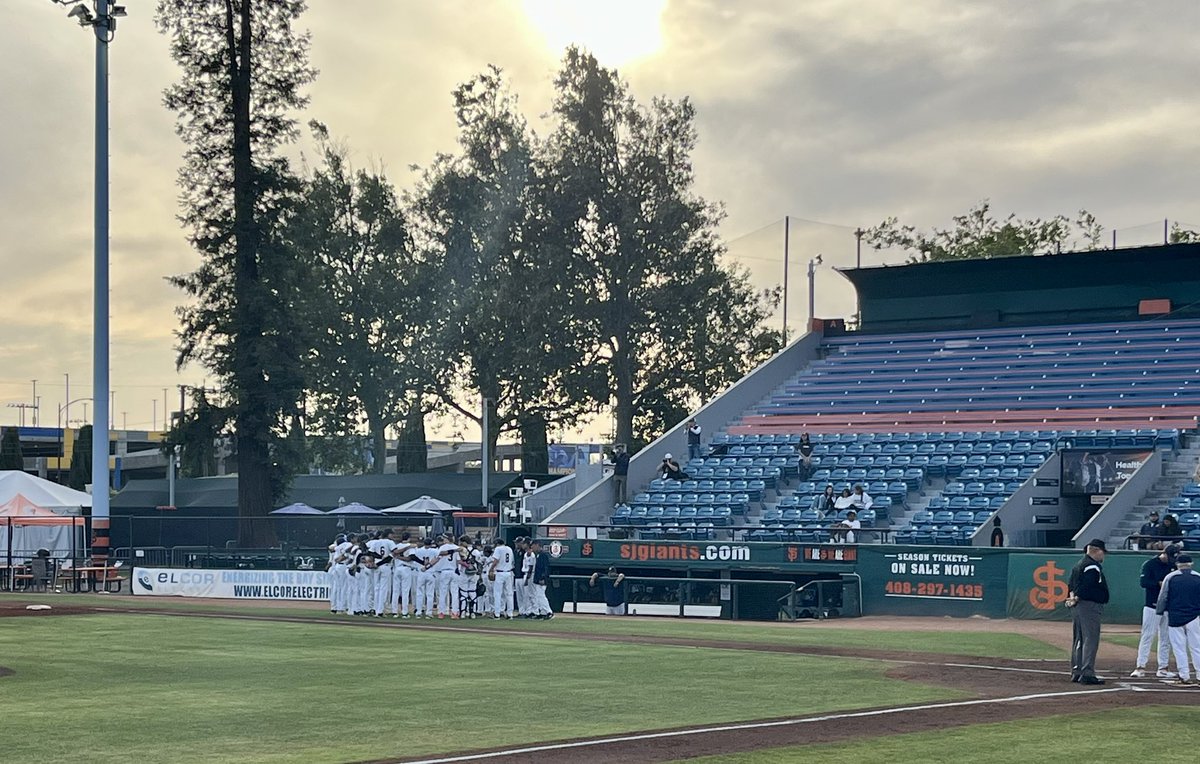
[
  {"x1": 1176, "y1": 554, "x2": 1193, "y2": 565},
  {"x1": 1087, "y1": 539, "x2": 1107, "y2": 551},
  {"x1": 664, "y1": 453, "x2": 673, "y2": 460}
]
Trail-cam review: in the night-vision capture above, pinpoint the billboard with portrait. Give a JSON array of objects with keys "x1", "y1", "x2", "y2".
[{"x1": 1060, "y1": 450, "x2": 1152, "y2": 496}]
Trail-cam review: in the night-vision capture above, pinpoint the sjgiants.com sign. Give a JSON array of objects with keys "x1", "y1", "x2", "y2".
[
  {"x1": 616, "y1": 543, "x2": 752, "y2": 562},
  {"x1": 563, "y1": 539, "x2": 858, "y2": 570}
]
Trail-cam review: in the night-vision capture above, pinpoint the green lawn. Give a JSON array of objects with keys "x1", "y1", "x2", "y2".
[
  {"x1": 0, "y1": 593, "x2": 1062, "y2": 659},
  {"x1": 0, "y1": 613, "x2": 959, "y2": 764},
  {"x1": 674, "y1": 706, "x2": 1197, "y2": 763}
]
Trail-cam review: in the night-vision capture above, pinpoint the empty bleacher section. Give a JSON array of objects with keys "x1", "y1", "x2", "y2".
[
  {"x1": 608, "y1": 319, "x2": 1200, "y2": 544},
  {"x1": 545, "y1": 244, "x2": 1200, "y2": 547}
]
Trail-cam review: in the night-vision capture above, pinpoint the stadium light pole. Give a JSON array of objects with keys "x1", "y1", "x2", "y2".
[
  {"x1": 481, "y1": 398, "x2": 490, "y2": 514},
  {"x1": 51, "y1": 0, "x2": 126, "y2": 561},
  {"x1": 807, "y1": 254, "x2": 823, "y2": 326}
]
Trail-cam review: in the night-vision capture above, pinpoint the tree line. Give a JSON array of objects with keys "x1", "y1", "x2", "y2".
[{"x1": 155, "y1": 1, "x2": 781, "y2": 533}]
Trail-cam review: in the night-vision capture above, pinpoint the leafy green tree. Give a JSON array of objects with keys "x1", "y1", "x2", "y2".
[
  {"x1": 410, "y1": 67, "x2": 602, "y2": 462},
  {"x1": 544, "y1": 49, "x2": 781, "y2": 448},
  {"x1": 163, "y1": 389, "x2": 226, "y2": 478},
  {"x1": 863, "y1": 201, "x2": 1106, "y2": 262},
  {"x1": 157, "y1": 0, "x2": 315, "y2": 540},
  {"x1": 0, "y1": 427, "x2": 23, "y2": 471},
  {"x1": 68, "y1": 425, "x2": 92, "y2": 491},
  {"x1": 291, "y1": 124, "x2": 441, "y2": 474},
  {"x1": 1170, "y1": 223, "x2": 1200, "y2": 244}
]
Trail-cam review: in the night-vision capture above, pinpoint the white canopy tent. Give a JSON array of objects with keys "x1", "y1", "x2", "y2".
[{"x1": 0, "y1": 471, "x2": 90, "y2": 562}]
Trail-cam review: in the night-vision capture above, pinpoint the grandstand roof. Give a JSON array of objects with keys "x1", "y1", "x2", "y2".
[{"x1": 838, "y1": 242, "x2": 1200, "y2": 334}]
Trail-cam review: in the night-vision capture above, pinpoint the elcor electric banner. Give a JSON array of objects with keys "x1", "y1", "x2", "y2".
[{"x1": 133, "y1": 567, "x2": 331, "y2": 601}]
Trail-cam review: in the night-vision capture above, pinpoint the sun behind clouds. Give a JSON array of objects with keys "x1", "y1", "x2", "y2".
[{"x1": 522, "y1": 0, "x2": 667, "y2": 67}]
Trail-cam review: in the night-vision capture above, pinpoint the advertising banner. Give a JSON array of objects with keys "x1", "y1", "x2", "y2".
[
  {"x1": 1006, "y1": 552, "x2": 1144, "y2": 623},
  {"x1": 856, "y1": 545, "x2": 1009, "y2": 618},
  {"x1": 1060, "y1": 450, "x2": 1152, "y2": 496},
  {"x1": 133, "y1": 567, "x2": 331, "y2": 601},
  {"x1": 539, "y1": 538, "x2": 857, "y2": 572}
]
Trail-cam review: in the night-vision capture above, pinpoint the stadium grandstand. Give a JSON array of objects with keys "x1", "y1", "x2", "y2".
[{"x1": 543, "y1": 242, "x2": 1200, "y2": 554}]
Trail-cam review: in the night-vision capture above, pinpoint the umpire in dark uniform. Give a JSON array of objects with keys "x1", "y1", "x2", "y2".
[{"x1": 1067, "y1": 539, "x2": 1110, "y2": 684}]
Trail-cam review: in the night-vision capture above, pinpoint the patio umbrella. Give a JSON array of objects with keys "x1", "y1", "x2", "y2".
[
  {"x1": 326, "y1": 502, "x2": 382, "y2": 515},
  {"x1": 381, "y1": 495, "x2": 460, "y2": 514},
  {"x1": 270, "y1": 503, "x2": 324, "y2": 515}
]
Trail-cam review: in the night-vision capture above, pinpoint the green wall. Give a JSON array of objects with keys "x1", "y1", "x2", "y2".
[{"x1": 540, "y1": 537, "x2": 1150, "y2": 623}]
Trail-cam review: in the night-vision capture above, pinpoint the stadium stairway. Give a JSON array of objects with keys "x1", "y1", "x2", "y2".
[{"x1": 1105, "y1": 444, "x2": 1200, "y2": 550}]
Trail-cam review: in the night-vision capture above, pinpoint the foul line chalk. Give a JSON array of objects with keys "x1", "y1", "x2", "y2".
[{"x1": 400, "y1": 688, "x2": 1124, "y2": 764}]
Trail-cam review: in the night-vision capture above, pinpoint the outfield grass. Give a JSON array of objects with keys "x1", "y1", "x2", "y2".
[
  {"x1": 0, "y1": 593, "x2": 1063, "y2": 659},
  {"x1": 673, "y1": 706, "x2": 1197, "y2": 763},
  {"x1": 0, "y1": 614, "x2": 960, "y2": 764}
]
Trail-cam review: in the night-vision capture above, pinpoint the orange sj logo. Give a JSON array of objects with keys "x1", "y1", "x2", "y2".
[
  {"x1": 786, "y1": 546, "x2": 799, "y2": 562},
  {"x1": 581, "y1": 541, "x2": 593, "y2": 557},
  {"x1": 1029, "y1": 560, "x2": 1069, "y2": 611}
]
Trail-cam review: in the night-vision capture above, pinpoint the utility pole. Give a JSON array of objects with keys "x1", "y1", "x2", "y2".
[
  {"x1": 781, "y1": 215, "x2": 790, "y2": 342},
  {"x1": 854, "y1": 228, "x2": 864, "y2": 269},
  {"x1": 31, "y1": 380, "x2": 38, "y2": 426}
]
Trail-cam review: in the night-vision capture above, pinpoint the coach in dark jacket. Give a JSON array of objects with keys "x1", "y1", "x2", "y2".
[
  {"x1": 1156, "y1": 554, "x2": 1200, "y2": 684},
  {"x1": 1131, "y1": 545, "x2": 1177, "y2": 678},
  {"x1": 1067, "y1": 539, "x2": 1109, "y2": 684}
]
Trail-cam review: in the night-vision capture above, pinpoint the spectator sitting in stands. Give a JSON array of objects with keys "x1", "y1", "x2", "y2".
[
  {"x1": 1139, "y1": 511, "x2": 1161, "y2": 550},
  {"x1": 833, "y1": 488, "x2": 855, "y2": 511},
  {"x1": 819, "y1": 484, "x2": 837, "y2": 513},
  {"x1": 851, "y1": 484, "x2": 873, "y2": 510},
  {"x1": 1154, "y1": 515, "x2": 1182, "y2": 550},
  {"x1": 798, "y1": 433, "x2": 814, "y2": 480},
  {"x1": 661, "y1": 454, "x2": 688, "y2": 482},
  {"x1": 833, "y1": 510, "x2": 861, "y2": 543}
]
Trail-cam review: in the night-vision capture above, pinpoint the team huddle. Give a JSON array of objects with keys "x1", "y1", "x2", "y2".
[{"x1": 326, "y1": 531, "x2": 554, "y2": 620}]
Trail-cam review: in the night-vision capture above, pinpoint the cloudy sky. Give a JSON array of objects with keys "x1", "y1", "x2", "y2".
[{"x1": 3, "y1": 0, "x2": 1199, "y2": 438}]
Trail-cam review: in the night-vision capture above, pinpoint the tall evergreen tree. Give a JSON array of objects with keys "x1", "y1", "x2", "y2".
[
  {"x1": 157, "y1": 1, "x2": 316, "y2": 541},
  {"x1": 0, "y1": 427, "x2": 23, "y2": 471}
]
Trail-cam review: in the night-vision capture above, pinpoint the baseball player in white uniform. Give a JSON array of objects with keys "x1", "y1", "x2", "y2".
[
  {"x1": 488, "y1": 537, "x2": 515, "y2": 619},
  {"x1": 351, "y1": 536, "x2": 374, "y2": 615},
  {"x1": 390, "y1": 532, "x2": 419, "y2": 618},
  {"x1": 519, "y1": 540, "x2": 537, "y2": 617},
  {"x1": 433, "y1": 535, "x2": 461, "y2": 619},
  {"x1": 452, "y1": 536, "x2": 475, "y2": 618},
  {"x1": 326, "y1": 534, "x2": 348, "y2": 613},
  {"x1": 371, "y1": 529, "x2": 397, "y2": 616},
  {"x1": 414, "y1": 538, "x2": 437, "y2": 618}
]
